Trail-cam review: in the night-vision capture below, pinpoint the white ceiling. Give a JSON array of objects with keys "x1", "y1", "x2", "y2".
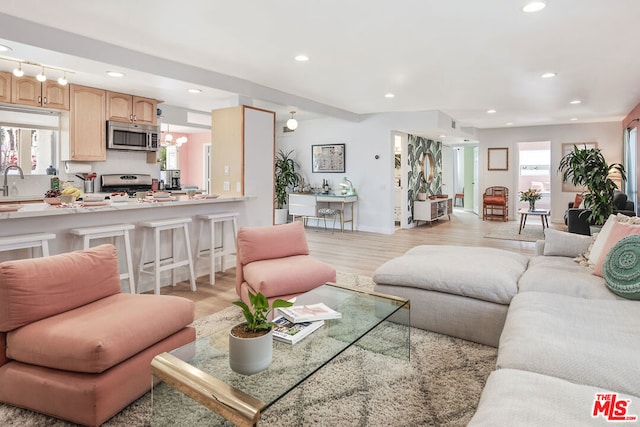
[{"x1": 0, "y1": 0, "x2": 639, "y2": 134}]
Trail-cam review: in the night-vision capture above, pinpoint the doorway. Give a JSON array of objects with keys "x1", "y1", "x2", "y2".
[
  {"x1": 517, "y1": 141, "x2": 551, "y2": 211},
  {"x1": 625, "y1": 127, "x2": 638, "y2": 212}
]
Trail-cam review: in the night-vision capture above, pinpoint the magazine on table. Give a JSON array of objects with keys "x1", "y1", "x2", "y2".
[
  {"x1": 277, "y1": 302, "x2": 342, "y2": 323},
  {"x1": 272, "y1": 316, "x2": 324, "y2": 345}
]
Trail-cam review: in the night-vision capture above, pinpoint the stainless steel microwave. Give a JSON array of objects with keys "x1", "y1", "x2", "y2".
[{"x1": 107, "y1": 120, "x2": 159, "y2": 152}]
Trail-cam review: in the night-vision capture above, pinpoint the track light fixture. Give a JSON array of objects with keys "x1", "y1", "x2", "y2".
[
  {"x1": 1, "y1": 56, "x2": 73, "y2": 84},
  {"x1": 36, "y1": 66, "x2": 47, "y2": 82},
  {"x1": 12, "y1": 62, "x2": 24, "y2": 77},
  {"x1": 286, "y1": 111, "x2": 298, "y2": 130},
  {"x1": 57, "y1": 72, "x2": 68, "y2": 86}
]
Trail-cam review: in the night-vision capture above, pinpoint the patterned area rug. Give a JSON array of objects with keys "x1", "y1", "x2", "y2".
[
  {"x1": 484, "y1": 220, "x2": 545, "y2": 242},
  {"x1": 0, "y1": 273, "x2": 497, "y2": 427}
]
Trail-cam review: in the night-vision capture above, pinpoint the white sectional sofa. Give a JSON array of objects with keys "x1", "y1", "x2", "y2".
[{"x1": 373, "y1": 219, "x2": 640, "y2": 425}]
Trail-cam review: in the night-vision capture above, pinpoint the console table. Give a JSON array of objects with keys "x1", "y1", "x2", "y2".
[
  {"x1": 413, "y1": 198, "x2": 452, "y2": 226},
  {"x1": 289, "y1": 193, "x2": 357, "y2": 232}
]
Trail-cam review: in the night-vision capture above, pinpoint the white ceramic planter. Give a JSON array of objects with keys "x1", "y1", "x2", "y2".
[
  {"x1": 274, "y1": 208, "x2": 288, "y2": 225},
  {"x1": 229, "y1": 327, "x2": 273, "y2": 375}
]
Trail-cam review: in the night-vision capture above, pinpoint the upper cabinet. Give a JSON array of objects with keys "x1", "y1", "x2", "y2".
[
  {"x1": 65, "y1": 84, "x2": 106, "y2": 161},
  {"x1": 106, "y1": 91, "x2": 157, "y2": 125},
  {"x1": 11, "y1": 75, "x2": 70, "y2": 110},
  {"x1": 0, "y1": 71, "x2": 11, "y2": 103}
]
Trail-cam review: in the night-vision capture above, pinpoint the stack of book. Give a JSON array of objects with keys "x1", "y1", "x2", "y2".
[{"x1": 272, "y1": 303, "x2": 341, "y2": 345}]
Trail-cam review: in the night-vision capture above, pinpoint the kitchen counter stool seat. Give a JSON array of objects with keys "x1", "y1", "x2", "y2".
[
  {"x1": 69, "y1": 224, "x2": 136, "y2": 293},
  {"x1": 138, "y1": 217, "x2": 196, "y2": 294},
  {"x1": 0, "y1": 232, "x2": 56, "y2": 258},
  {"x1": 195, "y1": 212, "x2": 239, "y2": 285}
]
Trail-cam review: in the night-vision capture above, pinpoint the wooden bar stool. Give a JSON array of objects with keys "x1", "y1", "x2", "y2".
[
  {"x1": 138, "y1": 217, "x2": 196, "y2": 295},
  {"x1": 69, "y1": 224, "x2": 136, "y2": 294},
  {"x1": 0, "y1": 232, "x2": 56, "y2": 259},
  {"x1": 195, "y1": 212, "x2": 239, "y2": 285}
]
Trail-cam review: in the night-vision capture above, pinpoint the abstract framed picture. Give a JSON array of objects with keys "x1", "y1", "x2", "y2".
[
  {"x1": 561, "y1": 142, "x2": 598, "y2": 192},
  {"x1": 487, "y1": 147, "x2": 509, "y2": 171},
  {"x1": 312, "y1": 144, "x2": 345, "y2": 173}
]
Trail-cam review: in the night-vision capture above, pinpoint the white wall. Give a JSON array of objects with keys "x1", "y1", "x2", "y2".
[{"x1": 477, "y1": 122, "x2": 623, "y2": 223}]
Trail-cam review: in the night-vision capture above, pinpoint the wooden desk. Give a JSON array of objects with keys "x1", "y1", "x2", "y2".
[
  {"x1": 289, "y1": 193, "x2": 358, "y2": 232},
  {"x1": 518, "y1": 208, "x2": 550, "y2": 234}
]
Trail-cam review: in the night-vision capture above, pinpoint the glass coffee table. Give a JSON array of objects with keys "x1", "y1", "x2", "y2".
[{"x1": 150, "y1": 283, "x2": 410, "y2": 426}]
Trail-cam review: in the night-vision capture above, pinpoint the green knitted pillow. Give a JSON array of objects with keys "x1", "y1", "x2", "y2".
[{"x1": 603, "y1": 235, "x2": 640, "y2": 300}]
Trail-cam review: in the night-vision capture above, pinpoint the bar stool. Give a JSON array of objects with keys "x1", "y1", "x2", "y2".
[
  {"x1": 69, "y1": 224, "x2": 136, "y2": 294},
  {"x1": 0, "y1": 232, "x2": 56, "y2": 259},
  {"x1": 138, "y1": 217, "x2": 196, "y2": 295},
  {"x1": 195, "y1": 212, "x2": 239, "y2": 285}
]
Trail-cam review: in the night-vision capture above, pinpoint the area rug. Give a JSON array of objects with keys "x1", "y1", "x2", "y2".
[
  {"x1": 0, "y1": 273, "x2": 497, "y2": 427},
  {"x1": 484, "y1": 220, "x2": 545, "y2": 242}
]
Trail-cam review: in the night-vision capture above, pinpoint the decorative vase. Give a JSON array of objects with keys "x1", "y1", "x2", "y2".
[
  {"x1": 529, "y1": 200, "x2": 536, "y2": 211},
  {"x1": 229, "y1": 325, "x2": 273, "y2": 375}
]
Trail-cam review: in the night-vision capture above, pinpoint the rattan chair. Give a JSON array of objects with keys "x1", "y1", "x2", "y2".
[{"x1": 483, "y1": 186, "x2": 508, "y2": 221}]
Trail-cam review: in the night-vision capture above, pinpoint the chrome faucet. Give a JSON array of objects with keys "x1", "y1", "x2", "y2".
[{"x1": 2, "y1": 165, "x2": 24, "y2": 197}]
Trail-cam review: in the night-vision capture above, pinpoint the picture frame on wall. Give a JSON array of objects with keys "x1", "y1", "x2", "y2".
[
  {"x1": 561, "y1": 142, "x2": 598, "y2": 192},
  {"x1": 312, "y1": 144, "x2": 345, "y2": 173},
  {"x1": 487, "y1": 147, "x2": 509, "y2": 171}
]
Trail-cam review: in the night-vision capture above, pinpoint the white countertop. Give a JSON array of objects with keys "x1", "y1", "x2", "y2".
[{"x1": 0, "y1": 195, "x2": 245, "y2": 220}]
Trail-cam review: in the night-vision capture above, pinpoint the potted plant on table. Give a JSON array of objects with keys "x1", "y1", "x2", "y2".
[
  {"x1": 519, "y1": 188, "x2": 542, "y2": 211},
  {"x1": 416, "y1": 183, "x2": 427, "y2": 201},
  {"x1": 229, "y1": 291, "x2": 293, "y2": 375},
  {"x1": 274, "y1": 149, "x2": 302, "y2": 225},
  {"x1": 558, "y1": 145, "x2": 626, "y2": 227}
]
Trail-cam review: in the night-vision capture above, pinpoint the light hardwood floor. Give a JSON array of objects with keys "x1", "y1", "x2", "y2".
[{"x1": 160, "y1": 209, "x2": 562, "y2": 319}]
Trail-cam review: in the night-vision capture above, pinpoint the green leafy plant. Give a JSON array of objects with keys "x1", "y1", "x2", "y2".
[
  {"x1": 558, "y1": 145, "x2": 626, "y2": 226},
  {"x1": 275, "y1": 149, "x2": 302, "y2": 209},
  {"x1": 232, "y1": 290, "x2": 293, "y2": 334}
]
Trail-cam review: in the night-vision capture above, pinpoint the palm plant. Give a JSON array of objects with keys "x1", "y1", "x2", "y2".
[
  {"x1": 275, "y1": 149, "x2": 302, "y2": 209},
  {"x1": 558, "y1": 146, "x2": 626, "y2": 226}
]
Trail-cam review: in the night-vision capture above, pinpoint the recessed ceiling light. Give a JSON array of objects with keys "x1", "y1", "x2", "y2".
[
  {"x1": 188, "y1": 89, "x2": 202, "y2": 94},
  {"x1": 541, "y1": 72, "x2": 557, "y2": 78},
  {"x1": 570, "y1": 117, "x2": 579, "y2": 121},
  {"x1": 295, "y1": 55, "x2": 309, "y2": 62},
  {"x1": 384, "y1": 93, "x2": 395, "y2": 99},
  {"x1": 570, "y1": 99, "x2": 581, "y2": 105},
  {"x1": 439, "y1": 134, "x2": 446, "y2": 138},
  {"x1": 523, "y1": 1, "x2": 547, "y2": 13},
  {"x1": 487, "y1": 109, "x2": 497, "y2": 114},
  {"x1": 506, "y1": 122, "x2": 514, "y2": 126},
  {"x1": 0, "y1": 44, "x2": 12, "y2": 52},
  {"x1": 106, "y1": 71, "x2": 125, "y2": 78}
]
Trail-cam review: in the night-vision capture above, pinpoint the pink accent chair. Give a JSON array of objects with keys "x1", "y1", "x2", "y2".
[
  {"x1": 235, "y1": 221, "x2": 336, "y2": 304},
  {"x1": 0, "y1": 244, "x2": 195, "y2": 426}
]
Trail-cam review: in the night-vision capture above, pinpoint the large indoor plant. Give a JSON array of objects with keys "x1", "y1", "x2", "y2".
[
  {"x1": 274, "y1": 149, "x2": 302, "y2": 224},
  {"x1": 229, "y1": 291, "x2": 293, "y2": 375},
  {"x1": 558, "y1": 145, "x2": 626, "y2": 226}
]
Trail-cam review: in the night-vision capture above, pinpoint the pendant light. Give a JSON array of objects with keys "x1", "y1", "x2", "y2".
[
  {"x1": 12, "y1": 62, "x2": 24, "y2": 77},
  {"x1": 36, "y1": 66, "x2": 47, "y2": 82},
  {"x1": 286, "y1": 111, "x2": 298, "y2": 130},
  {"x1": 57, "y1": 72, "x2": 68, "y2": 86}
]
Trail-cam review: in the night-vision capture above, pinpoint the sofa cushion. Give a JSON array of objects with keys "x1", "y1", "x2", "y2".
[
  {"x1": 613, "y1": 191, "x2": 628, "y2": 210},
  {"x1": 542, "y1": 228, "x2": 592, "y2": 257},
  {"x1": 0, "y1": 244, "x2": 121, "y2": 332},
  {"x1": 242, "y1": 255, "x2": 336, "y2": 298},
  {"x1": 483, "y1": 197, "x2": 505, "y2": 205},
  {"x1": 602, "y1": 235, "x2": 640, "y2": 300},
  {"x1": 237, "y1": 221, "x2": 309, "y2": 265},
  {"x1": 518, "y1": 256, "x2": 620, "y2": 299},
  {"x1": 6, "y1": 293, "x2": 195, "y2": 373},
  {"x1": 373, "y1": 246, "x2": 528, "y2": 305},
  {"x1": 498, "y1": 292, "x2": 640, "y2": 397},
  {"x1": 593, "y1": 221, "x2": 640, "y2": 276},
  {"x1": 588, "y1": 214, "x2": 640, "y2": 265},
  {"x1": 469, "y1": 368, "x2": 640, "y2": 427}
]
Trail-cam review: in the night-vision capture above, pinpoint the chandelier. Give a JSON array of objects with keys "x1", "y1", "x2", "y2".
[{"x1": 162, "y1": 124, "x2": 188, "y2": 147}]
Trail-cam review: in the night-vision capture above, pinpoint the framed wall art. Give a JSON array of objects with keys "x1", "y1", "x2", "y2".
[
  {"x1": 312, "y1": 144, "x2": 345, "y2": 173},
  {"x1": 488, "y1": 147, "x2": 509, "y2": 171},
  {"x1": 561, "y1": 142, "x2": 598, "y2": 192}
]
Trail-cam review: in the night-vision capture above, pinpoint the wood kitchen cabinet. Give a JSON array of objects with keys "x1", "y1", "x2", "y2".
[
  {"x1": 107, "y1": 91, "x2": 157, "y2": 125},
  {"x1": 0, "y1": 71, "x2": 11, "y2": 103},
  {"x1": 11, "y1": 75, "x2": 70, "y2": 110},
  {"x1": 64, "y1": 84, "x2": 106, "y2": 161}
]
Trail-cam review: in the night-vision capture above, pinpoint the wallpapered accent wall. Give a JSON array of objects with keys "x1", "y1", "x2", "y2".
[{"x1": 407, "y1": 134, "x2": 443, "y2": 225}]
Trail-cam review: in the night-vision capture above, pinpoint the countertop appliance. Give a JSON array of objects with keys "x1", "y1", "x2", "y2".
[
  {"x1": 101, "y1": 174, "x2": 153, "y2": 196},
  {"x1": 160, "y1": 169, "x2": 181, "y2": 190},
  {"x1": 107, "y1": 120, "x2": 159, "y2": 152}
]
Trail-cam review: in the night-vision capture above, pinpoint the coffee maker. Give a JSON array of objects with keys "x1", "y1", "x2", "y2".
[{"x1": 160, "y1": 169, "x2": 181, "y2": 190}]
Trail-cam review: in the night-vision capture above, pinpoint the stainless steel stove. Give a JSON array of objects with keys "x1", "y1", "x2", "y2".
[{"x1": 101, "y1": 174, "x2": 153, "y2": 196}]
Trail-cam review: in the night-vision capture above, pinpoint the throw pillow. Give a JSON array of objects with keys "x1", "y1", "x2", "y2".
[
  {"x1": 603, "y1": 235, "x2": 640, "y2": 299},
  {"x1": 543, "y1": 228, "x2": 592, "y2": 257},
  {"x1": 593, "y1": 221, "x2": 640, "y2": 277},
  {"x1": 586, "y1": 214, "x2": 617, "y2": 264},
  {"x1": 573, "y1": 193, "x2": 584, "y2": 209}
]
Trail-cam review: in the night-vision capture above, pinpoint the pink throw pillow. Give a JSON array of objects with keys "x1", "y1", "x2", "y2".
[{"x1": 593, "y1": 221, "x2": 640, "y2": 277}]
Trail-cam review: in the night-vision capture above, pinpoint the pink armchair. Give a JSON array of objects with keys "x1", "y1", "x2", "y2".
[
  {"x1": 235, "y1": 221, "x2": 336, "y2": 304},
  {"x1": 0, "y1": 244, "x2": 195, "y2": 426}
]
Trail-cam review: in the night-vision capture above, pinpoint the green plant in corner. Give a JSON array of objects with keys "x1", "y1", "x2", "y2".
[
  {"x1": 232, "y1": 290, "x2": 293, "y2": 337},
  {"x1": 558, "y1": 145, "x2": 626, "y2": 226},
  {"x1": 275, "y1": 149, "x2": 302, "y2": 209}
]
